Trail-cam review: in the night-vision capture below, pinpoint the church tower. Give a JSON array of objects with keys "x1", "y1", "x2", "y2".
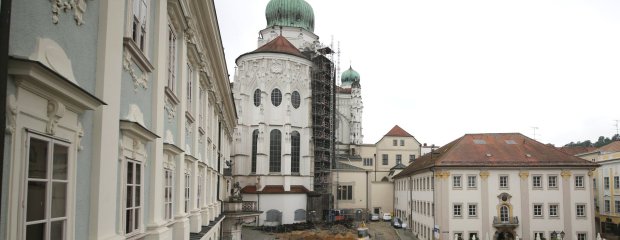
[{"x1": 336, "y1": 66, "x2": 364, "y2": 145}]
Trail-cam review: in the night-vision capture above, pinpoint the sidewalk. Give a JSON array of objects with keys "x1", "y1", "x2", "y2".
[{"x1": 395, "y1": 228, "x2": 416, "y2": 240}]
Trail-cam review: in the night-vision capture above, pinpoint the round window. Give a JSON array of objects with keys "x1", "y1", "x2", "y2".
[
  {"x1": 271, "y1": 88, "x2": 282, "y2": 106},
  {"x1": 253, "y1": 89, "x2": 261, "y2": 107},
  {"x1": 292, "y1": 91, "x2": 300, "y2": 109}
]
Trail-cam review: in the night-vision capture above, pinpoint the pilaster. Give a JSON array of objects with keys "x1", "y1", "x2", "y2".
[
  {"x1": 519, "y1": 170, "x2": 530, "y2": 240},
  {"x1": 480, "y1": 170, "x2": 490, "y2": 238},
  {"x1": 561, "y1": 170, "x2": 572, "y2": 240}
]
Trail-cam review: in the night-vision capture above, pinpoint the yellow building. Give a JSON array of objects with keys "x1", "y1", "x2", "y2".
[{"x1": 575, "y1": 142, "x2": 620, "y2": 239}]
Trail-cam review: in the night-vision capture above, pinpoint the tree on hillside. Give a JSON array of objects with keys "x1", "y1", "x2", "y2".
[{"x1": 564, "y1": 134, "x2": 620, "y2": 148}]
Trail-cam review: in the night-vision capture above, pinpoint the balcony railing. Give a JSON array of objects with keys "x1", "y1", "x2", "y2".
[
  {"x1": 242, "y1": 201, "x2": 258, "y2": 212},
  {"x1": 493, "y1": 216, "x2": 519, "y2": 228}
]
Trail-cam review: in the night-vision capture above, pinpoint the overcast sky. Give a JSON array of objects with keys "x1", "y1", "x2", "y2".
[{"x1": 214, "y1": 0, "x2": 620, "y2": 147}]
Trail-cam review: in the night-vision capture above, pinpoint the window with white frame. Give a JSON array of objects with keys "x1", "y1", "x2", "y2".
[
  {"x1": 616, "y1": 200, "x2": 620, "y2": 213},
  {"x1": 469, "y1": 232, "x2": 479, "y2": 240},
  {"x1": 576, "y1": 175, "x2": 585, "y2": 189},
  {"x1": 164, "y1": 168, "x2": 173, "y2": 220},
  {"x1": 548, "y1": 175, "x2": 558, "y2": 188},
  {"x1": 467, "y1": 175, "x2": 477, "y2": 188},
  {"x1": 453, "y1": 175, "x2": 462, "y2": 188},
  {"x1": 615, "y1": 176, "x2": 619, "y2": 189},
  {"x1": 576, "y1": 204, "x2": 586, "y2": 217},
  {"x1": 549, "y1": 204, "x2": 558, "y2": 217},
  {"x1": 382, "y1": 154, "x2": 388, "y2": 165},
  {"x1": 534, "y1": 232, "x2": 545, "y2": 240},
  {"x1": 605, "y1": 200, "x2": 610, "y2": 213},
  {"x1": 533, "y1": 204, "x2": 543, "y2": 217},
  {"x1": 25, "y1": 134, "x2": 70, "y2": 240},
  {"x1": 577, "y1": 233, "x2": 587, "y2": 240},
  {"x1": 499, "y1": 175, "x2": 508, "y2": 188},
  {"x1": 125, "y1": 159, "x2": 142, "y2": 235},
  {"x1": 393, "y1": 139, "x2": 397, "y2": 146},
  {"x1": 167, "y1": 22, "x2": 177, "y2": 92},
  {"x1": 199, "y1": 86, "x2": 206, "y2": 129},
  {"x1": 409, "y1": 154, "x2": 415, "y2": 162},
  {"x1": 400, "y1": 139, "x2": 405, "y2": 146},
  {"x1": 468, "y1": 204, "x2": 477, "y2": 217},
  {"x1": 604, "y1": 177, "x2": 609, "y2": 189},
  {"x1": 197, "y1": 174, "x2": 202, "y2": 208},
  {"x1": 363, "y1": 158, "x2": 373, "y2": 166},
  {"x1": 453, "y1": 204, "x2": 462, "y2": 217},
  {"x1": 396, "y1": 154, "x2": 402, "y2": 165},
  {"x1": 131, "y1": 0, "x2": 148, "y2": 50},
  {"x1": 532, "y1": 175, "x2": 542, "y2": 188},
  {"x1": 184, "y1": 173, "x2": 190, "y2": 213}
]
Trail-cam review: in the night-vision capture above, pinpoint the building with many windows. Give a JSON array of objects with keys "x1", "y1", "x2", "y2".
[
  {"x1": 574, "y1": 141, "x2": 620, "y2": 238},
  {"x1": 394, "y1": 133, "x2": 598, "y2": 240},
  {"x1": 1, "y1": 0, "x2": 235, "y2": 239},
  {"x1": 333, "y1": 125, "x2": 421, "y2": 217}
]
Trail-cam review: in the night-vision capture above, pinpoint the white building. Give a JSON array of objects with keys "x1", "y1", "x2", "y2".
[
  {"x1": 231, "y1": 0, "x2": 335, "y2": 225},
  {"x1": 394, "y1": 133, "x2": 598, "y2": 240},
  {"x1": 336, "y1": 67, "x2": 363, "y2": 146},
  {"x1": 2, "y1": 0, "x2": 236, "y2": 239}
]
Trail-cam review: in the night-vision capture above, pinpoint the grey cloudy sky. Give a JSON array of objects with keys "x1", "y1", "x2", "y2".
[{"x1": 214, "y1": 0, "x2": 620, "y2": 147}]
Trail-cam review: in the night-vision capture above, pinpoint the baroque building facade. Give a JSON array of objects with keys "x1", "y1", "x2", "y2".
[
  {"x1": 1, "y1": 0, "x2": 235, "y2": 239},
  {"x1": 394, "y1": 133, "x2": 598, "y2": 240}
]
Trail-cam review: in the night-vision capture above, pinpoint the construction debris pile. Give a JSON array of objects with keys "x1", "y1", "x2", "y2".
[{"x1": 254, "y1": 222, "x2": 358, "y2": 240}]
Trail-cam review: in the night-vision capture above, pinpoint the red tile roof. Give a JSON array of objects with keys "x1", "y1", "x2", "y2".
[
  {"x1": 558, "y1": 146, "x2": 597, "y2": 156},
  {"x1": 385, "y1": 125, "x2": 413, "y2": 137},
  {"x1": 394, "y1": 133, "x2": 598, "y2": 179},
  {"x1": 241, "y1": 185, "x2": 309, "y2": 194},
  {"x1": 336, "y1": 87, "x2": 352, "y2": 94},
  {"x1": 251, "y1": 36, "x2": 304, "y2": 58},
  {"x1": 596, "y1": 141, "x2": 620, "y2": 153}
]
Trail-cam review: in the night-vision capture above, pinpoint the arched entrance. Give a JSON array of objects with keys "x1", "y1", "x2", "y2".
[{"x1": 495, "y1": 231, "x2": 515, "y2": 240}]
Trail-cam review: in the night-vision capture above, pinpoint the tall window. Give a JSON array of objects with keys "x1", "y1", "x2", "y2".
[
  {"x1": 164, "y1": 169, "x2": 173, "y2": 220},
  {"x1": 251, "y1": 130, "x2": 259, "y2": 173},
  {"x1": 291, "y1": 91, "x2": 300, "y2": 109},
  {"x1": 396, "y1": 154, "x2": 402, "y2": 165},
  {"x1": 269, "y1": 129, "x2": 282, "y2": 172},
  {"x1": 199, "y1": 87, "x2": 205, "y2": 127},
  {"x1": 184, "y1": 173, "x2": 190, "y2": 213},
  {"x1": 197, "y1": 175, "x2": 202, "y2": 208},
  {"x1": 500, "y1": 205, "x2": 509, "y2": 222},
  {"x1": 131, "y1": 0, "x2": 148, "y2": 50},
  {"x1": 187, "y1": 63, "x2": 193, "y2": 106},
  {"x1": 271, "y1": 88, "x2": 282, "y2": 106},
  {"x1": 25, "y1": 135, "x2": 70, "y2": 240},
  {"x1": 605, "y1": 200, "x2": 611, "y2": 213},
  {"x1": 532, "y1": 175, "x2": 542, "y2": 188},
  {"x1": 393, "y1": 140, "x2": 397, "y2": 146},
  {"x1": 548, "y1": 175, "x2": 558, "y2": 188},
  {"x1": 400, "y1": 140, "x2": 405, "y2": 146},
  {"x1": 604, "y1": 177, "x2": 610, "y2": 189},
  {"x1": 499, "y1": 176, "x2": 508, "y2": 188},
  {"x1": 578, "y1": 233, "x2": 587, "y2": 240},
  {"x1": 409, "y1": 155, "x2": 415, "y2": 162},
  {"x1": 125, "y1": 160, "x2": 142, "y2": 235},
  {"x1": 337, "y1": 185, "x2": 353, "y2": 200},
  {"x1": 576, "y1": 175, "x2": 585, "y2": 189},
  {"x1": 253, "y1": 89, "x2": 261, "y2": 107},
  {"x1": 167, "y1": 22, "x2": 177, "y2": 91},
  {"x1": 616, "y1": 201, "x2": 620, "y2": 213},
  {"x1": 291, "y1": 131, "x2": 300, "y2": 174},
  {"x1": 468, "y1": 204, "x2": 477, "y2": 217},
  {"x1": 615, "y1": 176, "x2": 619, "y2": 189},
  {"x1": 363, "y1": 158, "x2": 373, "y2": 166},
  {"x1": 467, "y1": 176, "x2": 477, "y2": 188},
  {"x1": 382, "y1": 154, "x2": 388, "y2": 165}
]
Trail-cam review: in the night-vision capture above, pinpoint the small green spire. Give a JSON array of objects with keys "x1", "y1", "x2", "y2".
[{"x1": 265, "y1": 0, "x2": 315, "y2": 32}]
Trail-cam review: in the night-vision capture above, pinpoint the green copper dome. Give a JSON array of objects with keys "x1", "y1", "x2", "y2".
[
  {"x1": 266, "y1": 0, "x2": 315, "y2": 32},
  {"x1": 341, "y1": 67, "x2": 360, "y2": 85}
]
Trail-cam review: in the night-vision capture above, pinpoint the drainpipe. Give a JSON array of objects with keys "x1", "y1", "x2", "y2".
[
  {"x1": 431, "y1": 167, "x2": 436, "y2": 239},
  {"x1": 0, "y1": 0, "x2": 13, "y2": 221},
  {"x1": 366, "y1": 171, "x2": 369, "y2": 213}
]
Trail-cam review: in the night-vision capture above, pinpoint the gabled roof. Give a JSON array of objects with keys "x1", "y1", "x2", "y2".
[
  {"x1": 558, "y1": 146, "x2": 597, "y2": 156},
  {"x1": 251, "y1": 36, "x2": 304, "y2": 58},
  {"x1": 385, "y1": 125, "x2": 413, "y2": 137},
  {"x1": 596, "y1": 141, "x2": 620, "y2": 153},
  {"x1": 394, "y1": 133, "x2": 599, "y2": 179}
]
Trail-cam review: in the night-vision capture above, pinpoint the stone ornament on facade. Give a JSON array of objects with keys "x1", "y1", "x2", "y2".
[
  {"x1": 122, "y1": 50, "x2": 149, "y2": 92},
  {"x1": 164, "y1": 130, "x2": 175, "y2": 144},
  {"x1": 479, "y1": 170, "x2": 490, "y2": 180},
  {"x1": 518, "y1": 171, "x2": 529, "y2": 179},
  {"x1": 77, "y1": 122, "x2": 84, "y2": 151},
  {"x1": 51, "y1": 0, "x2": 87, "y2": 25},
  {"x1": 164, "y1": 97, "x2": 176, "y2": 122},
  {"x1": 46, "y1": 100, "x2": 66, "y2": 135},
  {"x1": 30, "y1": 38, "x2": 78, "y2": 84},
  {"x1": 124, "y1": 104, "x2": 146, "y2": 126},
  {"x1": 5, "y1": 94, "x2": 17, "y2": 134},
  {"x1": 561, "y1": 169, "x2": 572, "y2": 179}
]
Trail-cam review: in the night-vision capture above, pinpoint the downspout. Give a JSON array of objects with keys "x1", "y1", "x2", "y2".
[
  {"x1": 374, "y1": 153, "x2": 377, "y2": 182},
  {"x1": 0, "y1": 0, "x2": 13, "y2": 221},
  {"x1": 366, "y1": 171, "x2": 369, "y2": 213},
  {"x1": 431, "y1": 167, "x2": 436, "y2": 238}
]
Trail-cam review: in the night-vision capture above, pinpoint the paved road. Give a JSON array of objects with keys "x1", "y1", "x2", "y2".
[{"x1": 367, "y1": 220, "x2": 401, "y2": 240}]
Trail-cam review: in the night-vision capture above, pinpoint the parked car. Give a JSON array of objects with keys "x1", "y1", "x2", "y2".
[
  {"x1": 392, "y1": 217, "x2": 402, "y2": 228},
  {"x1": 400, "y1": 221, "x2": 408, "y2": 229},
  {"x1": 382, "y1": 212, "x2": 392, "y2": 221},
  {"x1": 370, "y1": 213, "x2": 380, "y2": 221}
]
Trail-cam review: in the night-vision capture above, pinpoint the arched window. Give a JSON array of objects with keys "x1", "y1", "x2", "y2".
[
  {"x1": 251, "y1": 129, "x2": 259, "y2": 173},
  {"x1": 294, "y1": 209, "x2": 306, "y2": 221},
  {"x1": 271, "y1": 88, "x2": 282, "y2": 106},
  {"x1": 253, "y1": 89, "x2": 261, "y2": 106},
  {"x1": 500, "y1": 205, "x2": 509, "y2": 223},
  {"x1": 291, "y1": 131, "x2": 300, "y2": 174},
  {"x1": 291, "y1": 91, "x2": 300, "y2": 109},
  {"x1": 269, "y1": 129, "x2": 281, "y2": 172}
]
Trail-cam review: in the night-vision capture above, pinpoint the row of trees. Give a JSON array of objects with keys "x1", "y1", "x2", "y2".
[{"x1": 564, "y1": 134, "x2": 620, "y2": 148}]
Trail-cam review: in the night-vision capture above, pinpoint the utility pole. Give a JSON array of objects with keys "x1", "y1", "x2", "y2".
[
  {"x1": 531, "y1": 127, "x2": 539, "y2": 140},
  {"x1": 614, "y1": 120, "x2": 619, "y2": 135}
]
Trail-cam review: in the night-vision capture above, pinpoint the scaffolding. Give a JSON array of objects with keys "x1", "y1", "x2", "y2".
[{"x1": 306, "y1": 47, "x2": 336, "y2": 222}]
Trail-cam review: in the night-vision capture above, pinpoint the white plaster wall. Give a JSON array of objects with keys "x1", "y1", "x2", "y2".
[{"x1": 258, "y1": 194, "x2": 307, "y2": 225}]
